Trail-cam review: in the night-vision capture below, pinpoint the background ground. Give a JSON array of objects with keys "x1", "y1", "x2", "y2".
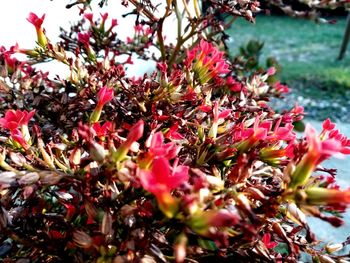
[{"x1": 227, "y1": 15, "x2": 350, "y2": 122}]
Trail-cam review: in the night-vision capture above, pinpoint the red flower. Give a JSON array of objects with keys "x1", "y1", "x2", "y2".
[
  {"x1": 78, "y1": 32, "x2": 91, "y2": 46},
  {"x1": 267, "y1": 67, "x2": 276, "y2": 76},
  {"x1": 0, "y1": 109, "x2": 35, "y2": 131},
  {"x1": 109, "y1": 19, "x2": 118, "y2": 31},
  {"x1": 100, "y1": 12, "x2": 108, "y2": 22},
  {"x1": 4, "y1": 53, "x2": 18, "y2": 72},
  {"x1": 322, "y1": 118, "x2": 336, "y2": 131},
  {"x1": 262, "y1": 233, "x2": 278, "y2": 249},
  {"x1": 185, "y1": 39, "x2": 230, "y2": 83},
  {"x1": 148, "y1": 131, "x2": 180, "y2": 160},
  {"x1": 92, "y1": 122, "x2": 112, "y2": 138},
  {"x1": 27, "y1": 12, "x2": 45, "y2": 29},
  {"x1": 290, "y1": 125, "x2": 350, "y2": 189},
  {"x1": 10, "y1": 129, "x2": 30, "y2": 150},
  {"x1": 209, "y1": 101, "x2": 231, "y2": 138},
  {"x1": 97, "y1": 86, "x2": 114, "y2": 109},
  {"x1": 125, "y1": 120, "x2": 144, "y2": 147},
  {"x1": 113, "y1": 120, "x2": 144, "y2": 162},
  {"x1": 139, "y1": 157, "x2": 189, "y2": 199},
  {"x1": 306, "y1": 125, "x2": 349, "y2": 164},
  {"x1": 84, "y1": 13, "x2": 94, "y2": 23},
  {"x1": 274, "y1": 81, "x2": 289, "y2": 93},
  {"x1": 27, "y1": 12, "x2": 47, "y2": 47},
  {"x1": 165, "y1": 124, "x2": 184, "y2": 140},
  {"x1": 134, "y1": 24, "x2": 143, "y2": 33},
  {"x1": 139, "y1": 157, "x2": 189, "y2": 217},
  {"x1": 226, "y1": 76, "x2": 244, "y2": 92}
]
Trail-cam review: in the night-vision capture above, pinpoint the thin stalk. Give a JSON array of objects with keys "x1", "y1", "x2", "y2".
[
  {"x1": 193, "y1": 0, "x2": 201, "y2": 18},
  {"x1": 157, "y1": 19, "x2": 167, "y2": 61},
  {"x1": 181, "y1": 0, "x2": 192, "y2": 19},
  {"x1": 128, "y1": 0, "x2": 157, "y2": 21},
  {"x1": 168, "y1": 21, "x2": 199, "y2": 67}
]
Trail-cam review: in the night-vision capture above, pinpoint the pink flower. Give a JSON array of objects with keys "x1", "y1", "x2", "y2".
[
  {"x1": 113, "y1": 120, "x2": 144, "y2": 162},
  {"x1": 139, "y1": 157, "x2": 189, "y2": 217},
  {"x1": 134, "y1": 24, "x2": 143, "y2": 33},
  {"x1": 274, "y1": 81, "x2": 289, "y2": 93},
  {"x1": 322, "y1": 118, "x2": 336, "y2": 131},
  {"x1": 139, "y1": 157, "x2": 189, "y2": 198},
  {"x1": 234, "y1": 116, "x2": 270, "y2": 152},
  {"x1": 4, "y1": 53, "x2": 18, "y2": 72},
  {"x1": 27, "y1": 12, "x2": 47, "y2": 47},
  {"x1": 262, "y1": 233, "x2": 278, "y2": 249},
  {"x1": 97, "y1": 86, "x2": 114, "y2": 109},
  {"x1": 226, "y1": 76, "x2": 244, "y2": 92},
  {"x1": 0, "y1": 109, "x2": 35, "y2": 131},
  {"x1": 157, "y1": 62, "x2": 168, "y2": 74},
  {"x1": 84, "y1": 13, "x2": 94, "y2": 23},
  {"x1": 209, "y1": 101, "x2": 231, "y2": 138},
  {"x1": 267, "y1": 67, "x2": 276, "y2": 76},
  {"x1": 92, "y1": 122, "x2": 112, "y2": 137},
  {"x1": 100, "y1": 12, "x2": 108, "y2": 22},
  {"x1": 126, "y1": 37, "x2": 133, "y2": 44},
  {"x1": 27, "y1": 12, "x2": 45, "y2": 29},
  {"x1": 125, "y1": 120, "x2": 144, "y2": 147},
  {"x1": 109, "y1": 19, "x2": 118, "y2": 30},
  {"x1": 165, "y1": 124, "x2": 184, "y2": 140},
  {"x1": 290, "y1": 125, "x2": 350, "y2": 189},
  {"x1": 148, "y1": 131, "x2": 180, "y2": 160},
  {"x1": 185, "y1": 39, "x2": 230, "y2": 83},
  {"x1": 124, "y1": 56, "x2": 133, "y2": 65},
  {"x1": 78, "y1": 32, "x2": 91, "y2": 46},
  {"x1": 10, "y1": 129, "x2": 30, "y2": 150}
]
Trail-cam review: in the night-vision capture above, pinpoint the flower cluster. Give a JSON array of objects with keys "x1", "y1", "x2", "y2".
[{"x1": 1, "y1": 1, "x2": 350, "y2": 262}]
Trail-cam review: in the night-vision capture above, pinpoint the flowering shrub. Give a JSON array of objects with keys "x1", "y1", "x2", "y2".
[{"x1": 1, "y1": 1, "x2": 350, "y2": 262}]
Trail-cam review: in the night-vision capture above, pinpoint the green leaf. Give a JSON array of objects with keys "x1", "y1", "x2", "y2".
[
  {"x1": 274, "y1": 243, "x2": 289, "y2": 255},
  {"x1": 198, "y1": 238, "x2": 218, "y2": 251}
]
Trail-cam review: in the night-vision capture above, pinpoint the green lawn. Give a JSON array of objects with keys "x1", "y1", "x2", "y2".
[{"x1": 227, "y1": 15, "x2": 350, "y2": 90}]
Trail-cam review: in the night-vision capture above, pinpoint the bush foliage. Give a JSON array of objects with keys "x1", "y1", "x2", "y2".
[{"x1": 1, "y1": 1, "x2": 350, "y2": 262}]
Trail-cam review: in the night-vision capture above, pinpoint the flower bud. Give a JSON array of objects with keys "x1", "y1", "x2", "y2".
[
  {"x1": 113, "y1": 120, "x2": 144, "y2": 162},
  {"x1": 206, "y1": 175, "x2": 224, "y2": 193},
  {"x1": 0, "y1": 171, "x2": 17, "y2": 185},
  {"x1": 297, "y1": 188, "x2": 350, "y2": 205},
  {"x1": 325, "y1": 243, "x2": 343, "y2": 254},
  {"x1": 9, "y1": 152, "x2": 26, "y2": 167},
  {"x1": 18, "y1": 172, "x2": 40, "y2": 185},
  {"x1": 90, "y1": 142, "x2": 107, "y2": 162},
  {"x1": 318, "y1": 255, "x2": 336, "y2": 263},
  {"x1": 39, "y1": 171, "x2": 63, "y2": 185},
  {"x1": 101, "y1": 212, "x2": 113, "y2": 236},
  {"x1": 174, "y1": 233, "x2": 187, "y2": 263},
  {"x1": 73, "y1": 231, "x2": 93, "y2": 249}
]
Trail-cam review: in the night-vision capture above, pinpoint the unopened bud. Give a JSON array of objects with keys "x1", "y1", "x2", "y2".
[
  {"x1": 303, "y1": 188, "x2": 350, "y2": 205},
  {"x1": 101, "y1": 212, "x2": 113, "y2": 236},
  {"x1": 9, "y1": 152, "x2": 26, "y2": 167},
  {"x1": 318, "y1": 255, "x2": 336, "y2": 263},
  {"x1": 174, "y1": 233, "x2": 187, "y2": 263},
  {"x1": 70, "y1": 147, "x2": 81, "y2": 165},
  {"x1": 18, "y1": 172, "x2": 40, "y2": 185},
  {"x1": 73, "y1": 231, "x2": 93, "y2": 249},
  {"x1": 325, "y1": 243, "x2": 343, "y2": 254},
  {"x1": 0, "y1": 171, "x2": 17, "y2": 185},
  {"x1": 39, "y1": 171, "x2": 63, "y2": 185},
  {"x1": 90, "y1": 142, "x2": 107, "y2": 162},
  {"x1": 206, "y1": 175, "x2": 224, "y2": 192}
]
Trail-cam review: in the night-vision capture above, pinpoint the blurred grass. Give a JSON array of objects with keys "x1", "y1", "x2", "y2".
[{"x1": 227, "y1": 15, "x2": 350, "y2": 93}]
